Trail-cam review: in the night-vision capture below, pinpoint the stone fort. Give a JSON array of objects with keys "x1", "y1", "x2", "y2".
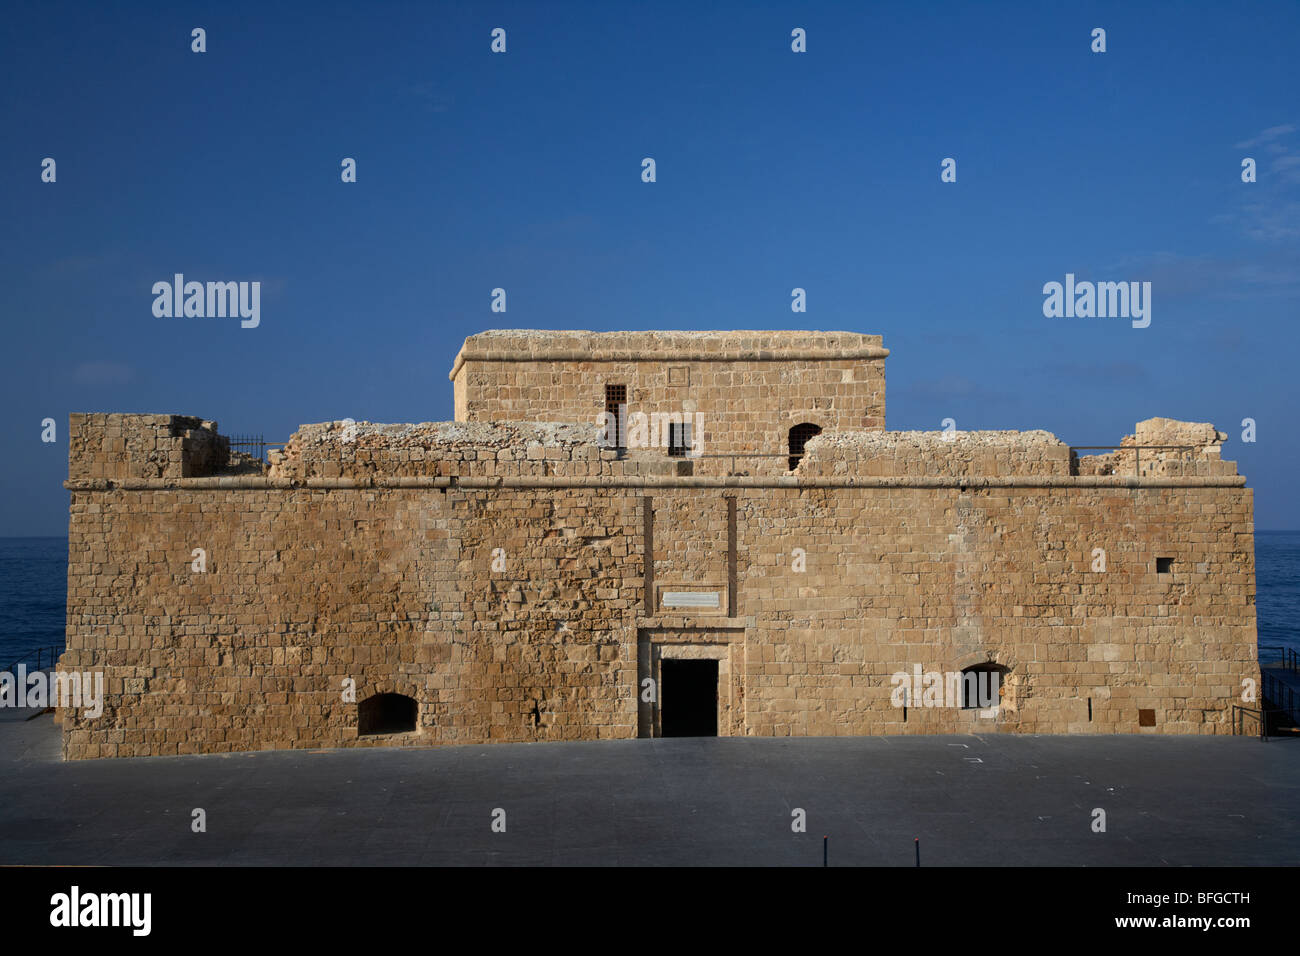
[{"x1": 58, "y1": 330, "x2": 1258, "y2": 758}]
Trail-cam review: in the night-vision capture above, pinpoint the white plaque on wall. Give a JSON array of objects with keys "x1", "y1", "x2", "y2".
[{"x1": 662, "y1": 591, "x2": 721, "y2": 609}]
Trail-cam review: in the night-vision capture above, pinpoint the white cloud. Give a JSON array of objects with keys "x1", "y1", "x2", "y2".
[{"x1": 1234, "y1": 124, "x2": 1296, "y2": 150}]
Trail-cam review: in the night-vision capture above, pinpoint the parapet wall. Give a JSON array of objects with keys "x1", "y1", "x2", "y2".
[
  {"x1": 800, "y1": 429, "x2": 1072, "y2": 478},
  {"x1": 802, "y1": 423, "x2": 1241, "y2": 480},
  {"x1": 70, "y1": 414, "x2": 1245, "y2": 487},
  {"x1": 69, "y1": 413, "x2": 233, "y2": 480},
  {"x1": 266, "y1": 420, "x2": 649, "y2": 481}
]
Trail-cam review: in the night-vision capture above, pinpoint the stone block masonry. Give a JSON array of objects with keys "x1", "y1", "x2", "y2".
[
  {"x1": 451, "y1": 330, "x2": 888, "y2": 469},
  {"x1": 58, "y1": 331, "x2": 1259, "y2": 758},
  {"x1": 68, "y1": 413, "x2": 230, "y2": 480}
]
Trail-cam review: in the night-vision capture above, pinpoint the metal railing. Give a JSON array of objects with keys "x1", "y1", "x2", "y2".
[
  {"x1": 1263, "y1": 670, "x2": 1300, "y2": 726},
  {"x1": 227, "y1": 435, "x2": 289, "y2": 465},
  {"x1": 1232, "y1": 703, "x2": 1289, "y2": 741},
  {"x1": 227, "y1": 434, "x2": 266, "y2": 461},
  {"x1": 1068, "y1": 444, "x2": 1197, "y2": 477},
  {"x1": 5, "y1": 644, "x2": 63, "y2": 673},
  {"x1": 1260, "y1": 644, "x2": 1299, "y2": 673}
]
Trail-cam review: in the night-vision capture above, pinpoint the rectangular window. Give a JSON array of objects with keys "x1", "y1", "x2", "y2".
[
  {"x1": 667, "y1": 421, "x2": 692, "y2": 457},
  {"x1": 605, "y1": 384, "x2": 627, "y2": 449},
  {"x1": 1156, "y1": 557, "x2": 1173, "y2": 574}
]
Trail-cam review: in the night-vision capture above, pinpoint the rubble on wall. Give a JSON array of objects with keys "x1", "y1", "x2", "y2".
[
  {"x1": 68, "y1": 412, "x2": 1243, "y2": 484},
  {"x1": 1133, "y1": 417, "x2": 1228, "y2": 455},
  {"x1": 268, "y1": 419, "x2": 638, "y2": 480},
  {"x1": 1074, "y1": 418, "x2": 1234, "y2": 478},
  {"x1": 798, "y1": 429, "x2": 1071, "y2": 478}
]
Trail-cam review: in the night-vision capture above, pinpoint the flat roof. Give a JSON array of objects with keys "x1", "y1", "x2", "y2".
[{"x1": 449, "y1": 329, "x2": 889, "y2": 380}]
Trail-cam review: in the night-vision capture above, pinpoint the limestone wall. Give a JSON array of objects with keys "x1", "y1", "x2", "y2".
[
  {"x1": 59, "y1": 412, "x2": 1258, "y2": 758},
  {"x1": 61, "y1": 483, "x2": 643, "y2": 757},
  {"x1": 799, "y1": 429, "x2": 1072, "y2": 478},
  {"x1": 449, "y1": 331, "x2": 889, "y2": 467},
  {"x1": 68, "y1": 413, "x2": 233, "y2": 480},
  {"x1": 730, "y1": 484, "x2": 1255, "y2": 736},
  {"x1": 1074, "y1": 417, "x2": 1236, "y2": 478},
  {"x1": 267, "y1": 420, "x2": 642, "y2": 481}
]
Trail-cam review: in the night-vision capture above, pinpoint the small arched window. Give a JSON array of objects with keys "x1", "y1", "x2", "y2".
[
  {"x1": 788, "y1": 423, "x2": 822, "y2": 471},
  {"x1": 960, "y1": 665, "x2": 1007, "y2": 710},
  {"x1": 358, "y1": 693, "x2": 418, "y2": 735}
]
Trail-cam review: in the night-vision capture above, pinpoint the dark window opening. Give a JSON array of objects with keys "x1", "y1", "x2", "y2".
[
  {"x1": 667, "y1": 421, "x2": 692, "y2": 457},
  {"x1": 960, "y1": 664, "x2": 1007, "y2": 710},
  {"x1": 1138, "y1": 708, "x2": 1156, "y2": 727},
  {"x1": 787, "y1": 423, "x2": 822, "y2": 471},
  {"x1": 660, "y1": 659, "x2": 718, "y2": 737},
  {"x1": 1156, "y1": 557, "x2": 1173, "y2": 574},
  {"x1": 358, "y1": 693, "x2": 417, "y2": 736},
  {"x1": 605, "y1": 384, "x2": 627, "y2": 450}
]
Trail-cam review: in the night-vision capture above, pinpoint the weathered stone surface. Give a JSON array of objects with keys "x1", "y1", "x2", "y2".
[
  {"x1": 57, "y1": 331, "x2": 1258, "y2": 759},
  {"x1": 450, "y1": 329, "x2": 888, "y2": 474},
  {"x1": 68, "y1": 413, "x2": 244, "y2": 480}
]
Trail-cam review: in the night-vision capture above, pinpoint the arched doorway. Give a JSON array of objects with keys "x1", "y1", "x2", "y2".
[{"x1": 358, "y1": 693, "x2": 418, "y2": 735}]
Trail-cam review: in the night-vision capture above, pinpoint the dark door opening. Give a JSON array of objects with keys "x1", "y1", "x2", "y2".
[
  {"x1": 787, "y1": 422, "x2": 822, "y2": 471},
  {"x1": 661, "y1": 659, "x2": 718, "y2": 737},
  {"x1": 358, "y1": 693, "x2": 418, "y2": 735}
]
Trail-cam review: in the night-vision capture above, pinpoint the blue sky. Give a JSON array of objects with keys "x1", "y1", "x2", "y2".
[{"x1": 2, "y1": 0, "x2": 1298, "y2": 534}]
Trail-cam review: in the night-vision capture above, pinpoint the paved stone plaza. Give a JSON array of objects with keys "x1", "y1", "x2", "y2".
[{"x1": 2, "y1": 710, "x2": 1296, "y2": 866}]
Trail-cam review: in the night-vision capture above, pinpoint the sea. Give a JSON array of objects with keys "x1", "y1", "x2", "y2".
[{"x1": 1, "y1": 533, "x2": 1298, "y2": 669}]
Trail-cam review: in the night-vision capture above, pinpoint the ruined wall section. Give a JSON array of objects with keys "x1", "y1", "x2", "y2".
[
  {"x1": 798, "y1": 429, "x2": 1073, "y2": 478},
  {"x1": 1074, "y1": 418, "x2": 1237, "y2": 478},
  {"x1": 266, "y1": 420, "x2": 655, "y2": 481},
  {"x1": 68, "y1": 413, "x2": 238, "y2": 480}
]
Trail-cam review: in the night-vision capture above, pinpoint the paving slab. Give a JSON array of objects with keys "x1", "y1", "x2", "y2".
[{"x1": 1, "y1": 713, "x2": 1296, "y2": 866}]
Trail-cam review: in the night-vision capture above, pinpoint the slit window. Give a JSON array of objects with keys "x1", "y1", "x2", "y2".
[
  {"x1": 605, "y1": 384, "x2": 627, "y2": 450},
  {"x1": 668, "y1": 421, "x2": 692, "y2": 457}
]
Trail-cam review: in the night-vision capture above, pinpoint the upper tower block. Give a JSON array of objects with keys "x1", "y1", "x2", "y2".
[{"x1": 448, "y1": 330, "x2": 888, "y2": 460}]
